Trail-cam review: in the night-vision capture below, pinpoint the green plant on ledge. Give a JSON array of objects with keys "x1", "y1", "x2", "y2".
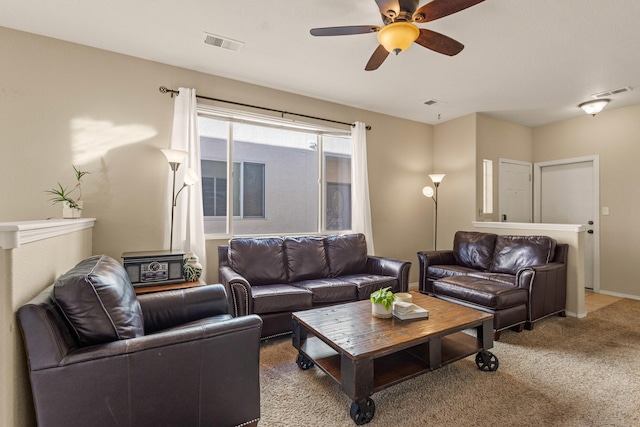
[
  {"x1": 46, "y1": 165, "x2": 89, "y2": 209},
  {"x1": 370, "y1": 287, "x2": 396, "y2": 310}
]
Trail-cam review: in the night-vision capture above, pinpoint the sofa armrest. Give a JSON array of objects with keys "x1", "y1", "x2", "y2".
[
  {"x1": 516, "y1": 262, "x2": 567, "y2": 322},
  {"x1": 366, "y1": 256, "x2": 411, "y2": 292},
  {"x1": 61, "y1": 315, "x2": 263, "y2": 366},
  {"x1": 137, "y1": 284, "x2": 229, "y2": 333},
  {"x1": 219, "y1": 265, "x2": 253, "y2": 317},
  {"x1": 417, "y1": 250, "x2": 456, "y2": 293}
]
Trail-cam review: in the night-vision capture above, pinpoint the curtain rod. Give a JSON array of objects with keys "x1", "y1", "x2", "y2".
[{"x1": 159, "y1": 86, "x2": 371, "y2": 131}]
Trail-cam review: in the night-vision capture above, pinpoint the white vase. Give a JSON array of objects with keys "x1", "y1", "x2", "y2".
[
  {"x1": 371, "y1": 302, "x2": 392, "y2": 319},
  {"x1": 62, "y1": 201, "x2": 83, "y2": 219}
]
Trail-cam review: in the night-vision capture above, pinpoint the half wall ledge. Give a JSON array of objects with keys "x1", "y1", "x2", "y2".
[{"x1": 0, "y1": 218, "x2": 96, "y2": 249}]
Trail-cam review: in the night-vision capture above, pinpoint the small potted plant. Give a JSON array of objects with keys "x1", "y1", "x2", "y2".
[
  {"x1": 46, "y1": 166, "x2": 89, "y2": 218},
  {"x1": 370, "y1": 287, "x2": 396, "y2": 319}
]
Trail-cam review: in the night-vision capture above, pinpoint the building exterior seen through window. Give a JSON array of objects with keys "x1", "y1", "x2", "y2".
[{"x1": 198, "y1": 113, "x2": 352, "y2": 236}]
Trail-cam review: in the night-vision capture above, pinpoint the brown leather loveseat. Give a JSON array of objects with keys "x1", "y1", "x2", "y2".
[
  {"x1": 17, "y1": 255, "x2": 262, "y2": 427},
  {"x1": 219, "y1": 233, "x2": 411, "y2": 338},
  {"x1": 418, "y1": 231, "x2": 568, "y2": 339}
]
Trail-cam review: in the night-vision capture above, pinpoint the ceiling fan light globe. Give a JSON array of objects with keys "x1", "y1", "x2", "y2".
[{"x1": 377, "y1": 22, "x2": 420, "y2": 54}]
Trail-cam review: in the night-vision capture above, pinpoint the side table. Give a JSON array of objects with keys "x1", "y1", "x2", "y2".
[{"x1": 134, "y1": 279, "x2": 205, "y2": 295}]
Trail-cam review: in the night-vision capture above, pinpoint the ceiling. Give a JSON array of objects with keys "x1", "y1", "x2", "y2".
[{"x1": 2, "y1": 0, "x2": 640, "y2": 127}]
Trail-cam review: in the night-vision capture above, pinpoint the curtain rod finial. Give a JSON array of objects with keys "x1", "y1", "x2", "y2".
[{"x1": 159, "y1": 86, "x2": 179, "y2": 98}]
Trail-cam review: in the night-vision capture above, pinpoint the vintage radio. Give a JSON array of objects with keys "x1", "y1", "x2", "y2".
[{"x1": 121, "y1": 250, "x2": 185, "y2": 287}]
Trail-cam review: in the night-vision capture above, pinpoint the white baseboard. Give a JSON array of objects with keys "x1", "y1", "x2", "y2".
[
  {"x1": 598, "y1": 289, "x2": 640, "y2": 301},
  {"x1": 566, "y1": 310, "x2": 587, "y2": 319}
]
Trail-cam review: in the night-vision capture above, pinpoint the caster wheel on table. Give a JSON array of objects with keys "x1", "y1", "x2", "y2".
[
  {"x1": 475, "y1": 350, "x2": 499, "y2": 372},
  {"x1": 349, "y1": 398, "x2": 375, "y2": 425},
  {"x1": 296, "y1": 353, "x2": 314, "y2": 370}
]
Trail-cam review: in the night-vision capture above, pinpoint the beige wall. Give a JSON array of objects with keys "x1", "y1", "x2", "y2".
[
  {"x1": 476, "y1": 114, "x2": 533, "y2": 221},
  {"x1": 0, "y1": 26, "x2": 433, "y2": 286},
  {"x1": 432, "y1": 114, "x2": 477, "y2": 250},
  {"x1": 533, "y1": 105, "x2": 640, "y2": 298}
]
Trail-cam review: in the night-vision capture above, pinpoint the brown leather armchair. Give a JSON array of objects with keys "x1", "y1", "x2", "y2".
[{"x1": 17, "y1": 255, "x2": 262, "y2": 427}]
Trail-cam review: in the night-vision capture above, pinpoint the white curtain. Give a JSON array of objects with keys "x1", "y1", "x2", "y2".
[
  {"x1": 165, "y1": 88, "x2": 207, "y2": 280},
  {"x1": 351, "y1": 121, "x2": 375, "y2": 254}
]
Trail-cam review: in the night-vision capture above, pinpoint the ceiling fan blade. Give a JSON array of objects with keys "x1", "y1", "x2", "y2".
[
  {"x1": 375, "y1": 0, "x2": 400, "y2": 19},
  {"x1": 310, "y1": 26, "x2": 379, "y2": 36},
  {"x1": 414, "y1": 28, "x2": 464, "y2": 56},
  {"x1": 413, "y1": 0, "x2": 485, "y2": 23},
  {"x1": 365, "y1": 45, "x2": 390, "y2": 71}
]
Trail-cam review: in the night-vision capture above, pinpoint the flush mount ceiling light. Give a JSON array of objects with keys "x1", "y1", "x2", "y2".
[{"x1": 578, "y1": 99, "x2": 610, "y2": 116}]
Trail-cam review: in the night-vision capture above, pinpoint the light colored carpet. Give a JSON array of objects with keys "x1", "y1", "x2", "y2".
[{"x1": 258, "y1": 299, "x2": 640, "y2": 426}]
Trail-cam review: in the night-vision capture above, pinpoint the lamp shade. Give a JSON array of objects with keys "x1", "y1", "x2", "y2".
[
  {"x1": 578, "y1": 99, "x2": 610, "y2": 116},
  {"x1": 429, "y1": 173, "x2": 446, "y2": 184},
  {"x1": 161, "y1": 149, "x2": 188, "y2": 164},
  {"x1": 183, "y1": 168, "x2": 199, "y2": 186},
  {"x1": 422, "y1": 186, "x2": 434, "y2": 197},
  {"x1": 377, "y1": 22, "x2": 420, "y2": 54}
]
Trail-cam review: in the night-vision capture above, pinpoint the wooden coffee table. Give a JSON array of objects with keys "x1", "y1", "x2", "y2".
[{"x1": 292, "y1": 292, "x2": 498, "y2": 425}]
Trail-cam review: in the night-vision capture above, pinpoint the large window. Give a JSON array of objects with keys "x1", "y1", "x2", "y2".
[{"x1": 198, "y1": 107, "x2": 352, "y2": 236}]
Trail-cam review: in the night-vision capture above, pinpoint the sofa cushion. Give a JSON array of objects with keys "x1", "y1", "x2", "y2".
[
  {"x1": 53, "y1": 255, "x2": 144, "y2": 346},
  {"x1": 284, "y1": 236, "x2": 330, "y2": 282},
  {"x1": 453, "y1": 231, "x2": 497, "y2": 271},
  {"x1": 229, "y1": 237, "x2": 288, "y2": 285},
  {"x1": 293, "y1": 278, "x2": 357, "y2": 304},
  {"x1": 428, "y1": 264, "x2": 482, "y2": 280},
  {"x1": 325, "y1": 233, "x2": 368, "y2": 277},
  {"x1": 251, "y1": 284, "x2": 313, "y2": 314},
  {"x1": 490, "y1": 235, "x2": 557, "y2": 275},
  {"x1": 468, "y1": 271, "x2": 517, "y2": 286},
  {"x1": 340, "y1": 274, "x2": 398, "y2": 300},
  {"x1": 433, "y1": 276, "x2": 528, "y2": 310}
]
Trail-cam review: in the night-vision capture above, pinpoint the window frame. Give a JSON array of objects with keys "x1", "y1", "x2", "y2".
[{"x1": 198, "y1": 104, "x2": 353, "y2": 239}]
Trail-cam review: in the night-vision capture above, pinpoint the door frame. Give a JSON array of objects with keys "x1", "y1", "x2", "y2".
[{"x1": 533, "y1": 155, "x2": 600, "y2": 292}]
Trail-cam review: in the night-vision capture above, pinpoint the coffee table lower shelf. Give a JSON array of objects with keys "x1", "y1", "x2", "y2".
[{"x1": 297, "y1": 331, "x2": 485, "y2": 393}]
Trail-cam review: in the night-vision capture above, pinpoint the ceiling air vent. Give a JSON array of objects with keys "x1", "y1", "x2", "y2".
[
  {"x1": 591, "y1": 86, "x2": 632, "y2": 99},
  {"x1": 204, "y1": 33, "x2": 244, "y2": 52}
]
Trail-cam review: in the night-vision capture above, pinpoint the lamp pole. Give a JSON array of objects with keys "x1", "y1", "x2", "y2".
[
  {"x1": 168, "y1": 161, "x2": 180, "y2": 252},
  {"x1": 433, "y1": 181, "x2": 439, "y2": 251},
  {"x1": 426, "y1": 174, "x2": 445, "y2": 251},
  {"x1": 162, "y1": 149, "x2": 188, "y2": 252}
]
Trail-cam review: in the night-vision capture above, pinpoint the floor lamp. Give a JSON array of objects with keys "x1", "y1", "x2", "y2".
[
  {"x1": 422, "y1": 174, "x2": 445, "y2": 250},
  {"x1": 162, "y1": 149, "x2": 198, "y2": 251}
]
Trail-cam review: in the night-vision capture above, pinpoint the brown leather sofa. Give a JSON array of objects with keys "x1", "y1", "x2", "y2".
[
  {"x1": 218, "y1": 233, "x2": 411, "y2": 338},
  {"x1": 17, "y1": 255, "x2": 262, "y2": 427},
  {"x1": 418, "y1": 231, "x2": 568, "y2": 339}
]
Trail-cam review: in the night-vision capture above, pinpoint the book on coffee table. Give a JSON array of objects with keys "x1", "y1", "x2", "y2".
[{"x1": 392, "y1": 301, "x2": 429, "y2": 320}]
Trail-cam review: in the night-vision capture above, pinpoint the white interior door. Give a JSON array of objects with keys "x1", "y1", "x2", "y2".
[
  {"x1": 534, "y1": 156, "x2": 599, "y2": 291},
  {"x1": 499, "y1": 159, "x2": 532, "y2": 222}
]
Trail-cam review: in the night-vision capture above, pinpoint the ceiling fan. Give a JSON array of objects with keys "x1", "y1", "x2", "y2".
[{"x1": 310, "y1": 0, "x2": 485, "y2": 71}]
